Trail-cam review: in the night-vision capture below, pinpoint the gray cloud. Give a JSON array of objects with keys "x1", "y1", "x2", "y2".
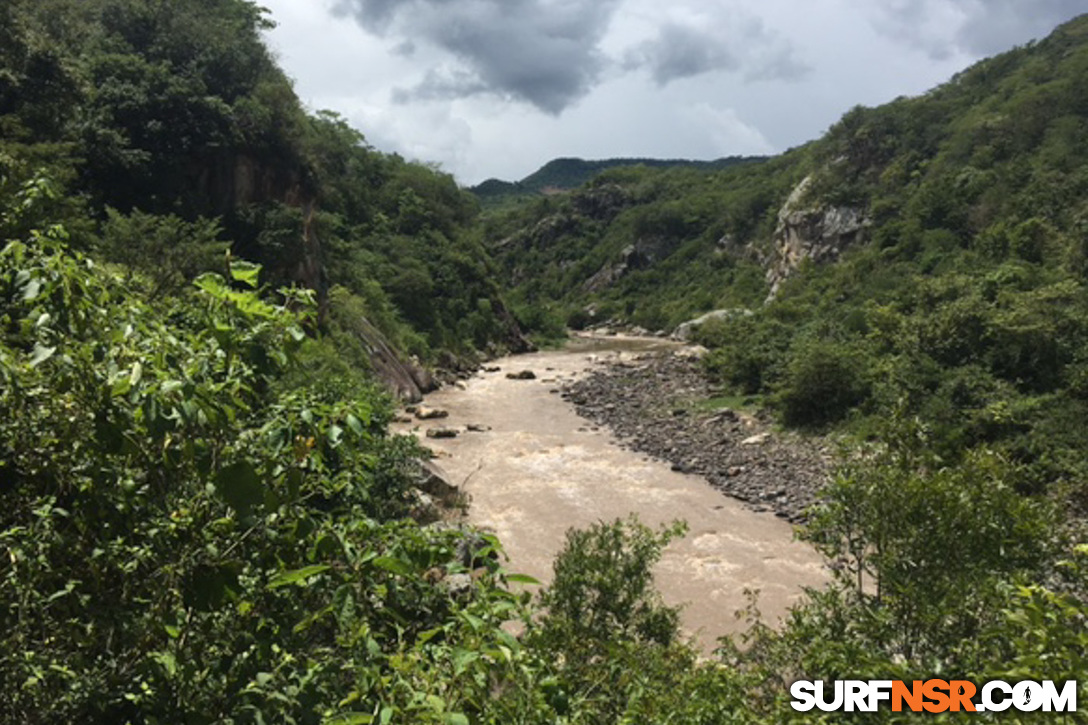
[
  {"x1": 627, "y1": 23, "x2": 740, "y2": 85},
  {"x1": 872, "y1": 0, "x2": 1085, "y2": 58},
  {"x1": 391, "y1": 68, "x2": 489, "y2": 103},
  {"x1": 332, "y1": 0, "x2": 622, "y2": 114},
  {"x1": 392, "y1": 40, "x2": 417, "y2": 57},
  {"x1": 625, "y1": 17, "x2": 810, "y2": 87}
]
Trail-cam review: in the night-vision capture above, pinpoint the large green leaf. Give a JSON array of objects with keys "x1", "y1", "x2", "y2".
[
  {"x1": 372, "y1": 556, "x2": 414, "y2": 577},
  {"x1": 267, "y1": 565, "x2": 331, "y2": 590},
  {"x1": 213, "y1": 461, "x2": 264, "y2": 517},
  {"x1": 229, "y1": 260, "x2": 261, "y2": 288},
  {"x1": 325, "y1": 714, "x2": 373, "y2": 725}
]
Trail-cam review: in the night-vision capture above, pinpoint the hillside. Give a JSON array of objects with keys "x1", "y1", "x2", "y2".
[
  {"x1": 0, "y1": 0, "x2": 527, "y2": 395},
  {"x1": 470, "y1": 155, "x2": 767, "y2": 206},
  {"x1": 485, "y1": 10, "x2": 1088, "y2": 497}
]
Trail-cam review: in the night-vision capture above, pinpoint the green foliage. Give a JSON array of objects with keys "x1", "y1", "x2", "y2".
[
  {"x1": 98, "y1": 207, "x2": 228, "y2": 297},
  {"x1": 699, "y1": 315, "x2": 790, "y2": 395},
  {"x1": 805, "y1": 416, "x2": 1055, "y2": 660},
  {"x1": 529, "y1": 517, "x2": 760, "y2": 724},
  {"x1": 471, "y1": 155, "x2": 767, "y2": 207},
  {"x1": 1, "y1": 0, "x2": 525, "y2": 369},
  {"x1": 4, "y1": 5, "x2": 1088, "y2": 723},
  {"x1": 485, "y1": 156, "x2": 796, "y2": 332},
  {"x1": 540, "y1": 517, "x2": 687, "y2": 649},
  {"x1": 777, "y1": 339, "x2": 872, "y2": 428},
  {"x1": 971, "y1": 548, "x2": 1088, "y2": 699},
  {"x1": 0, "y1": 224, "x2": 539, "y2": 723}
]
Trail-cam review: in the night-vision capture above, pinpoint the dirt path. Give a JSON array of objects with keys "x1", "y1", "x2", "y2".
[{"x1": 396, "y1": 335, "x2": 828, "y2": 651}]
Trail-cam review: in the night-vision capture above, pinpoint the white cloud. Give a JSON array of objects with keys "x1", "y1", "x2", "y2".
[{"x1": 683, "y1": 104, "x2": 776, "y2": 156}]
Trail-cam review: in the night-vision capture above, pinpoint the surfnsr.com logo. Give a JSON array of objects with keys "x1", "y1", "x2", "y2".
[{"x1": 790, "y1": 680, "x2": 1078, "y2": 714}]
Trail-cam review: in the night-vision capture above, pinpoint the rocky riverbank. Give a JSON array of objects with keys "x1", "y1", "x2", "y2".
[{"x1": 561, "y1": 351, "x2": 833, "y2": 523}]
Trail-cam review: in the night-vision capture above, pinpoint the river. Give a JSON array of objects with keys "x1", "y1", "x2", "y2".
[{"x1": 396, "y1": 334, "x2": 828, "y2": 651}]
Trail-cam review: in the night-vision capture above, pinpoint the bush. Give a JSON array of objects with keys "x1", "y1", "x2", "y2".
[
  {"x1": 98, "y1": 207, "x2": 228, "y2": 297},
  {"x1": 700, "y1": 315, "x2": 791, "y2": 395},
  {"x1": 539, "y1": 517, "x2": 687, "y2": 649},
  {"x1": 777, "y1": 340, "x2": 872, "y2": 427},
  {"x1": 804, "y1": 418, "x2": 1056, "y2": 661},
  {"x1": 0, "y1": 230, "x2": 528, "y2": 723}
]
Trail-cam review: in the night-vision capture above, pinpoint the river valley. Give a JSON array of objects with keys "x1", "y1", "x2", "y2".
[{"x1": 396, "y1": 335, "x2": 829, "y2": 651}]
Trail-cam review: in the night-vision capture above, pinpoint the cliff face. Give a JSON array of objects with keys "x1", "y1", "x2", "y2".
[
  {"x1": 765, "y1": 175, "x2": 870, "y2": 299},
  {"x1": 191, "y1": 152, "x2": 310, "y2": 212},
  {"x1": 351, "y1": 316, "x2": 437, "y2": 403},
  {"x1": 188, "y1": 150, "x2": 326, "y2": 293}
]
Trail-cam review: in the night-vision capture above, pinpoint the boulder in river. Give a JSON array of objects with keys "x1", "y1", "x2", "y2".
[
  {"x1": 415, "y1": 460, "x2": 460, "y2": 502},
  {"x1": 415, "y1": 406, "x2": 450, "y2": 420},
  {"x1": 506, "y1": 370, "x2": 537, "y2": 380},
  {"x1": 426, "y1": 427, "x2": 460, "y2": 439}
]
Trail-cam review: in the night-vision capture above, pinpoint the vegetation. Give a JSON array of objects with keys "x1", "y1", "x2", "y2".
[
  {"x1": 479, "y1": 11, "x2": 1088, "y2": 721},
  {"x1": 471, "y1": 155, "x2": 767, "y2": 207},
  {"x1": 690, "y1": 15, "x2": 1088, "y2": 504},
  {"x1": 483, "y1": 158, "x2": 801, "y2": 334},
  {"x1": 3, "y1": 0, "x2": 1088, "y2": 722},
  {"x1": 486, "y1": 14, "x2": 1088, "y2": 501},
  {"x1": 0, "y1": 0, "x2": 524, "y2": 367}
]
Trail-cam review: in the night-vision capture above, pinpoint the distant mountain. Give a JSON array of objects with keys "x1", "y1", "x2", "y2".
[{"x1": 471, "y1": 156, "x2": 768, "y2": 201}]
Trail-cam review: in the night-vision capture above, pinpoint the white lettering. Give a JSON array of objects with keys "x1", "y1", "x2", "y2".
[
  {"x1": 790, "y1": 681, "x2": 817, "y2": 712},
  {"x1": 815, "y1": 680, "x2": 844, "y2": 712},
  {"x1": 1014, "y1": 681, "x2": 1044, "y2": 712},
  {"x1": 844, "y1": 680, "x2": 868, "y2": 712},
  {"x1": 1042, "y1": 681, "x2": 1077, "y2": 713},
  {"x1": 868, "y1": 680, "x2": 893, "y2": 712},
  {"x1": 983, "y1": 681, "x2": 1013, "y2": 712}
]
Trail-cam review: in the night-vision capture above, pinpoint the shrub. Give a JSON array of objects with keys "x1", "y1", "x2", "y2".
[{"x1": 777, "y1": 340, "x2": 872, "y2": 427}]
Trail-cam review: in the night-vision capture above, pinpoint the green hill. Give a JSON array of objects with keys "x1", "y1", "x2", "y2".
[
  {"x1": 0, "y1": 0, "x2": 527, "y2": 379},
  {"x1": 471, "y1": 155, "x2": 767, "y2": 205}
]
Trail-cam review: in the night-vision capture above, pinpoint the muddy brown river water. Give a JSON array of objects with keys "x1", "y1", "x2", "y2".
[{"x1": 396, "y1": 334, "x2": 828, "y2": 651}]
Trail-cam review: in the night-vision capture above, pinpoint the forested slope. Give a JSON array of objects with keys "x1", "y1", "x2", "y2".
[
  {"x1": 471, "y1": 155, "x2": 766, "y2": 206},
  {"x1": 0, "y1": 0, "x2": 527, "y2": 384},
  {"x1": 487, "y1": 14, "x2": 1088, "y2": 336}
]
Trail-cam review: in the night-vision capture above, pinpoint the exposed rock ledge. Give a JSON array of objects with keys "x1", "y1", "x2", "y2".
[
  {"x1": 349, "y1": 315, "x2": 437, "y2": 403},
  {"x1": 766, "y1": 174, "x2": 870, "y2": 300}
]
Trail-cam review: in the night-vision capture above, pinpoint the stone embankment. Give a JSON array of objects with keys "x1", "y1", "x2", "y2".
[{"x1": 561, "y1": 352, "x2": 832, "y2": 523}]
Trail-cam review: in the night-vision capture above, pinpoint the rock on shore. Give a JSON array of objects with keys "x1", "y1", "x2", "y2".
[{"x1": 562, "y1": 353, "x2": 831, "y2": 523}]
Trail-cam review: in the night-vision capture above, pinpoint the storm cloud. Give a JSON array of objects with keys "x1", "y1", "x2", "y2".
[
  {"x1": 332, "y1": 0, "x2": 623, "y2": 114},
  {"x1": 627, "y1": 23, "x2": 740, "y2": 85},
  {"x1": 871, "y1": 0, "x2": 1087, "y2": 58},
  {"x1": 261, "y1": 0, "x2": 1085, "y2": 183},
  {"x1": 628, "y1": 17, "x2": 809, "y2": 86},
  {"x1": 332, "y1": 0, "x2": 810, "y2": 113}
]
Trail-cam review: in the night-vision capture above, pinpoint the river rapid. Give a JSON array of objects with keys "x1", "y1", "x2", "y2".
[{"x1": 396, "y1": 334, "x2": 828, "y2": 651}]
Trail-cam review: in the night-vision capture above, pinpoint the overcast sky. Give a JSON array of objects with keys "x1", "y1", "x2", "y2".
[{"x1": 257, "y1": 0, "x2": 1085, "y2": 185}]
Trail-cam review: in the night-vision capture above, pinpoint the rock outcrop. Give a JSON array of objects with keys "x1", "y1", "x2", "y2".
[
  {"x1": 672, "y1": 308, "x2": 753, "y2": 341},
  {"x1": 766, "y1": 175, "x2": 870, "y2": 299},
  {"x1": 582, "y1": 234, "x2": 680, "y2": 294},
  {"x1": 349, "y1": 316, "x2": 437, "y2": 403}
]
